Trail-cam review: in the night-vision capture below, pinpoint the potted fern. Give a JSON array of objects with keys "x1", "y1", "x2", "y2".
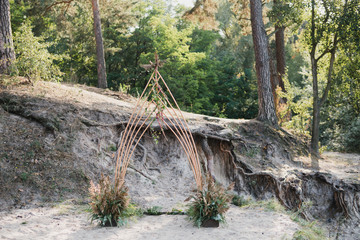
[
  {"x1": 89, "y1": 174, "x2": 130, "y2": 226},
  {"x1": 186, "y1": 175, "x2": 234, "y2": 228}
]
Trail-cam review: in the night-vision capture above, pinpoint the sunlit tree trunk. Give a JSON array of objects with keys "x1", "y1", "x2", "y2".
[
  {"x1": 271, "y1": 0, "x2": 287, "y2": 122},
  {"x1": 275, "y1": 25, "x2": 286, "y2": 92},
  {"x1": 0, "y1": 0, "x2": 15, "y2": 74},
  {"x1": 91, "y1": 0, "x2": 107, "y2": 88},
  {"x1": 250, "y1": 0, "x2": 278, "y2": 127}
]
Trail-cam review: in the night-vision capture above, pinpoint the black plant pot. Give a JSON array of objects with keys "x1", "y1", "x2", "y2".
[
  {"x1": 201, "y1": 219, "x2": 219, "y2": 228},
  {"x1": 103, "y1": 219, "x2": 118, "y2": 227}
]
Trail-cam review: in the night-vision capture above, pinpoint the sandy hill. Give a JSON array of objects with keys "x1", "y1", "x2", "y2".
[{"x1": 0, "y1": 81, "x2": 359, "y2": 239}]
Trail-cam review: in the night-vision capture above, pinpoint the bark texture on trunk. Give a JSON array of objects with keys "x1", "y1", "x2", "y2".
[
  {"x1": 250, "y1": 0, "x2": 278, "y2": 127},
  {"x1": 310, "y1": 57, "x2": 320, "y2": 155},
  {"x1": 275, "y1": 25, "x2": 286, "y2": 92},
  {"x1": 0, "y1": 0, "x2": 15, "y2": 74},
  {"x1": 310, "y1": 0, "x2": 320, "y2": 155},
  {"x1": 91, "y1": 0, "x2": 107, "y2": 89}
]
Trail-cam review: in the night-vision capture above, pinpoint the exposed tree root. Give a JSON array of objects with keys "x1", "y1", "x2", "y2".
[
  {"x1": 201, "y1": 138, "x2": 215, "y2": 181},
  {"x1": 128, "y1": 164, "x2": 156, "y2": 183}
]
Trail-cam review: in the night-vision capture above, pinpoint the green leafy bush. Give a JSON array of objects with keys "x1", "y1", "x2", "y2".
[
  {"x1": 343, "y1": 117, "x2": 360, "y2": 153},
  {"x1": 231, "y1": 194, "x2": 251, "y2": 207},
  {"x1": 145, "y1": 206, "x2": 162, "y2": 215},
  {"x1": 89, "y1": 174, "x2": 130, "y2": 226},
  {"x1": 12, "y1": 22, "x2": 64, "y2": 82},
  {"x1": 186, "y1": 176, "x2": 234, "y2": 227}
]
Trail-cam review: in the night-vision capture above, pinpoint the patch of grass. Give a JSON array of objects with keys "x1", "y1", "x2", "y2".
[
  {"x1": 53, "y1": 200, "x2": 90, "y2": 215},
  {"x1": 231, "y1": 195, "x2": 252, "y2": 207},
  {"x1": 167, "y1": 208, "x2": 185, "y2": 215},
  {"x1": 290, "y1": 201, "x2": 328, "y2": 240},
  {"x1": 243, "y1": 198, "x2": 285, "y2": 213},
  {"x1": 145, "y1": 206, "x2": 162, "y2": 215},
  {"x1": 19, "y1": 172, "x2": 31, "y2": 181},
  {"x1": 116, "y1": 203, "x2": 143, "y2": 226},
  {"x1": 0, "y1": 74, "x2": 25, "y2": 86},
  {"x1": 292, "y1": 218, "x2": 328, "y2": 240},
  {"x1": 54, "y1": 203, "x2": 73, "y2": 215},
  {"x1": 61, "y1": 187, "x2": 73, "y2": 193},
  {"x1": 262, "y1": 199, "x2": 286, "y2": 212},
  {"x1": 1, "y1": 153, "x2": 9, "y2": 161},
  {"x1": 243, "y1": 146, "x2": 260, "y2": 158},
  {"x1": 25, "y1": 150, "x2": 35, "y2": 159},
  {"x1": 30, "y1": 140, "x2": 42, "y2": 151},
  {"x1": 233, "y1": 198, "x2": 328, "y2": 239},
  {"x1": 108, "y1": 145, "x2": 117, "y2": 152}
]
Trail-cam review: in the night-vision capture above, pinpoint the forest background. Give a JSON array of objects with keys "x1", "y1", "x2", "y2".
[{"x1": 4, "y1": 0, "x2": 360, "y2": 153}]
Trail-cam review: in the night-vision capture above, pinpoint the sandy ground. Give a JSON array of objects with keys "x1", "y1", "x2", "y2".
[
  {"x1": 0, "y1": 204, "x2": 299, "y2": 240},
  {"x1": 320, "y1": 152, "x2": 360, "y2": 183}
]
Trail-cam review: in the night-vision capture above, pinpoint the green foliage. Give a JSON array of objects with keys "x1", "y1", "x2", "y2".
[
  {"x1": 108, "y1": 145, "x2": 117, "y2": 152},
  {"x1": 291, "y1": 202, "x2": 328, "y2": 240},
  {"x1": 320, "y1": 45, "x2": 360, "y2": 153},
  {"x1": 268, "y1": 0, "x2": 305, "y2": 28},
  {"x1": 186, "y1": 176, "x2": 234, "y2": 227},
  {"x1": 145, "y1": 206, "x2": 162, "y2": 215},
  {"x1": 293, "y1": 226, "x2": 327, "y2": 240},
  {"x1": 9, "y1": 0, "x2": 258, "y2": 119},
  {"x1": 117, "y1": 203, "x2": 144, "y2": 226},
  {"x1": 167, "y1": 208, "x2": 185, "y2": 215},
  {"x1": 244, "y1": 198, "x2": 286, "y2": 213},
  {"x1": 231, "y1": 194, "x2": 252, "y2": 207},
  {"x1": 278, "y1": 73, "x2": 312, "y2": 135},
  {"x1": 19, "y1": 172, "x2": 30, "y2": 181},
  {"x1": 292, "y1": 219, "x2": 327, "y2": 239},
  {"x1": 89, "y1": 174, "x2": 130, "y2": 226},
  {"x1": 343, "y1": 118, "x2": 360, "y2": 153},
  {"x1": 12, "y1": 22, "x2": 64, "y2": 82}
]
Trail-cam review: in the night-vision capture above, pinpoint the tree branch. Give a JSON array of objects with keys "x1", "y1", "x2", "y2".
[
  {"x1": 44, "y1": 0, "x2": 74, "y2": 14},
  {"x1": 315, "y1": 47, "x2": 330, "y2": 62},
  {"x1": 319, "y1": 36, "x2": 337, "y2": 108}
]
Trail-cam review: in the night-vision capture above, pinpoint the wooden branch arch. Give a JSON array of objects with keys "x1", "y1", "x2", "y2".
[{"x1": 114, "y1": 54, "x2": 203, "y2": 190}]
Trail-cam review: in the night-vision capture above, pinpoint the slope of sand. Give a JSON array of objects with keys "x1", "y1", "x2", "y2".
[{"x1": 0, "y1": 205, "x2": 299, "y2": 240}]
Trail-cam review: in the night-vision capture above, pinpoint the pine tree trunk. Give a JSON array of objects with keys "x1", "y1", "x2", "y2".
[
  {"x1": 0, "y1": 0, "x2": 15, "y2": 74},
  {"x1": 250, "y1": 0, "x2": 278, "y2": 127},
  {"x1": 275, "y1": 25, "x2": 286, "y2": 93},
  {"x1": 91, "y1": 0, "x2": 107, "y2": 89}
]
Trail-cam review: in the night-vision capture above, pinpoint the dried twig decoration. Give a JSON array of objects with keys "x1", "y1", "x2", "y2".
[{"x1": 114, "y1": 54, "x2": 203, "y2": 190}]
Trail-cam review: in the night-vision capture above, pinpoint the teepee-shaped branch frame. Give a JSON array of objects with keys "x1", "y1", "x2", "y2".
[{"x1": 114, "y1": 54, "x2": 203, "y2": 190}]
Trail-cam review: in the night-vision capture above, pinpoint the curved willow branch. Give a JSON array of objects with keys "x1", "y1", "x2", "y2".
[{"x1": 114, "y1": 55, "x2": 203, "y2": 190}]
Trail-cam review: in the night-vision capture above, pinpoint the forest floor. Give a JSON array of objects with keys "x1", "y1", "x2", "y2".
[{"x1": 0, "y1": 80, "x2": 359, "y2": 239}]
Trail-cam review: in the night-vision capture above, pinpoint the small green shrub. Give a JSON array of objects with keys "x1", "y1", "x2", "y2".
[
  {"x1": 19, "y1": 172, "x2": 30, "y2": 181},
  {"x1": 145, "y1": 206, "x2": 162, "y2": 215},
  {"x1": 12, "y1": 22, "x2": 64, "y2": 82},
  {"x1": 244, "y1": 198, "x2": 285, "y2": 213},
  {"x1": 89, "y1": 174, "x2": 129, "y2": 226},
  {"x1": 186, "y1": 175, "x2": 234, "y2": 227},
  {"x1": 109, "y1": 145, "x2": 117, "y2": 152},
  {"x1": 231, "y1": 195, "x2": 251, "y2": 207},
  {"x1": 117, "y1": 203, "x2": 143, "y2": 226},
  {"x1": 167, "y1": 208, "x2": 185, "y2": 215}
]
